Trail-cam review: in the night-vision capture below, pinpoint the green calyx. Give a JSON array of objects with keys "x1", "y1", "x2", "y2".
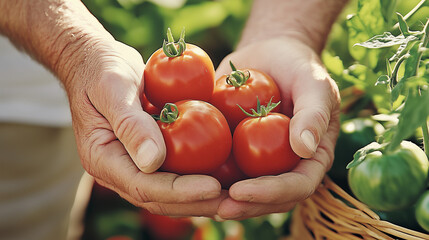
[
  {"x1": 226, "y1": 61, "x2": 251, "y2": 87},
  {"x1": 237, "y1": 97, "x2": 280, "y2": 118},
  {"x1": 159, "y1": 103, "x2": 179, "y2": 123},
  {"x1": 162, "y1": 28, "x2": 186, "y2": 58}
]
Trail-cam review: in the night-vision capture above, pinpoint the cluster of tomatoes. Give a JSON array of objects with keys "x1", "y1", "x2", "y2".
[{"x1": 141, "y1": 29, "x2": 301, "y2": 188}]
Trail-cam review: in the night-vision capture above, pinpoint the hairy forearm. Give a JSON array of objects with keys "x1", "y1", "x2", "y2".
[
  {"x1": 0, "y1": 0, "x2": 114, "y2": 86},
  {"x1": 238, "y1": 0, "x2": 349, "y2": 54}
]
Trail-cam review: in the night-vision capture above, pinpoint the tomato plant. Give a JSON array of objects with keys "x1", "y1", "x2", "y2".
[
  {"x1": 157, "y1": 100, "x2": 232, "y2": 174},
  {"x1": 347, "y1": 141, "x2": 429, "y2": 211},
  {"x1": 140, "y1": 209, "x2": 193, "y2": 240},
  {"x1": 233, "y1": 98, "x2": 300, "y2": 178},
  {"x1": 210, "y1": 153, "x2": 248, "y2": 189},
  {"x1": 210, "y1": 61, "x2": 282, "y2": 131},
  {"x1": 416, "y1": 190, "x2": 429, "y2": 232},
  {"x1": 345, "y1": 9, "x2": 429, "y2": 214},
  {"x1": 144, "y1": 28, "x2": 215, "y2": 108}
]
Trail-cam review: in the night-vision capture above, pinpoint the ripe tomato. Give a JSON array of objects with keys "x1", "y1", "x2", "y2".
[
  {"x1": 157, "y1": 100, "x2": 232, "y2": 174},
  {"x1": 144, "y1": 28, "x2": 215, "y2": 108},
  {"x1": 140, "y1": 93, "x2": 161, "y2": 115},
  {"x1": 348, "y1": 141, "x2": 429, "y2": 211},
  {"x1": 140, "y1": 209, "x2": 193, "y2": 240},
  {"x1": 210, "y1": 62, "x2": 281, "y2": 131},
  {"x1": 232, "y1": 99, "x2": 300, "y2": 177},
  {"x1": 210, "y1": 154, "x2": 248, "y2": 189}
]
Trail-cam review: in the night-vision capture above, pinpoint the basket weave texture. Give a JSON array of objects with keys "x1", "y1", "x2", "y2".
[{"x1": 288, "y1": 176, "x2": 429, "y2": 240}]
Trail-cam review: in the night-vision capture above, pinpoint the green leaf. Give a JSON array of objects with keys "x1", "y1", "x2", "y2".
[
  {"x1": 347, "y1": 0, "x2": 385, "y2": 69},
  {"x1": 403, "y1": 40, "x2": 421, "y2": 79},
  {"x1": 388, "y1": 85, "x2": 429, "y2": 151},
  {"x1": 391, "y1": 76, "x2": 405, "y2": 102},
  {"x1": 376, "y1": 75, "x2": 390, "y2": 85},
  {"x1": 389, "y1": 40, "x2": 415, "y2": 62},
  {"x1": 397, "y1": 12, "x2": 411, "y2": 37},
  {"x1": 355, "y1": 32, "x2": 417, "y2": 49},
  {"x1": 346, "y1": 142, "x2": 383, "y2": 169}
]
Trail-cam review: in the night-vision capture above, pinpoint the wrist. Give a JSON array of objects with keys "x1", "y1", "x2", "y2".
[
  {"x1": 236, "y1": 0, "x2": 349, "y2": 54},
  {"x1": 0, "y1": 0, "x2": 114, "y2": 87}
]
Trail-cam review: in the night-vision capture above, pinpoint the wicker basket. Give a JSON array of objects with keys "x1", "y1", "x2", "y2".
[{"x1": 287, "y1": 176, "x2": 429, "y2": 240}]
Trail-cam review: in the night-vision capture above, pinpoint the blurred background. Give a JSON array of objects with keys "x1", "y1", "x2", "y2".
[{"x1": 75, "y1": 0, "x2": 429, "y2": 239}]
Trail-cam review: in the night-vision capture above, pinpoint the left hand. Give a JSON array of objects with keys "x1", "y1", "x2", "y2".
[{"x1": 215, "y1": 36, "x2": 341, "y2": 220}]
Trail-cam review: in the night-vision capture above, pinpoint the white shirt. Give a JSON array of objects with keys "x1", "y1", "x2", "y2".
[{"x1": 0, "y1": 36, "x2": 71, "y2": 127}]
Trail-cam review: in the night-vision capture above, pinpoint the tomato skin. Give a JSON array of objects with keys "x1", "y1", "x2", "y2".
[
  {"x1": 348, "y1": 141, "x2": 429, "y2": 211},
  {"x1": 144, "y1": 44, "x2": 215, "y2": 108},
  {"x1": 158, "y1": 100, "x2": 232, "y2": 174},
  {"x1": 233, "y1": 113, "x2": 301, "y2": 178},
  {"x1": 210, "y1": 69, "x2": 281, "y2": 131},
  {"x1": 210, "y1": 154, "x2": 248, "y2": 189},
  {"x1": 140, "y1": 209, "x2": 193, "y2": 240},
  {"x1": 140, "y1": 93, "x2": 161, "y2": 115},
  {"x1": 415, "y1": 190, "x2": 429, "y2": 232}
]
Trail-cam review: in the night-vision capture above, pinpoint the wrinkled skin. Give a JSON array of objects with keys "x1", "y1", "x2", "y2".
[{"x1": 214, "y1": 37, "x2": 341, "y2": 220}]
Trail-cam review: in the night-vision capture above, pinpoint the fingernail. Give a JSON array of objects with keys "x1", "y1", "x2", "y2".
[
  {"x1": 213, "y1": 215, "x2": 226, "y2": 222},
  {"x1": 301, "y1": 130, "x2": 317, "y2": 153},
  {"x1": 137, "y1": 139, "x2": 160, "y2": 173}
]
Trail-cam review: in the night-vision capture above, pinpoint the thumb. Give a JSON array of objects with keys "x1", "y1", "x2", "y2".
[
  {"x1": 87, "y1": 68, "x2": 166, "y2": 173},
  {"x1": 289, "y1": 75, "x2": 340, "y2": 159},
  {"x1": 116, "y1": 109, "x2": 166, "y2": 173}
]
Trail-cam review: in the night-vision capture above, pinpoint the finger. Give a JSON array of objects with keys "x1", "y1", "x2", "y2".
[
  {"x1": 226, "y1": 120, "x2": 339, "y2": 205},
  {"x1": 85, "y1": 135, "x2": 221, "y2": 204},
  {"x1": 142, "y1": 191, "x2": 229, "y2": 217},
  {"x1": 289, "y1": 64, "x2": 340, "y2": 158},
  {"x1": 217, "y1": 198, "x2": 296, "y2": 220},
  {"x1": 227, "y1": 158, "x2": 324, "y2": 204},
  {"x1": 96, "y1": 178, "x2": 227, "y2": 217},
  {"x1": 87, "y1": 64, "x2": 166, "y2": 173}
]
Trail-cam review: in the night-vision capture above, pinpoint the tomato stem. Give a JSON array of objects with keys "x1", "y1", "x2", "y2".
[
  {"x1": 423, "y1": 121, "x2": 429, "y2": 158},
  {"x1": 237, "y1": 97, "x2": 280, "y2": 117},
  {"x1": 226, "y1": 61, "x2": 250, "y2": 87},
  {"x1": 162, "y1": 28, "x2": 186, "y2": 58},
  {"x1": 159, "y1": 103, "x2": 179, "y2": 123}
]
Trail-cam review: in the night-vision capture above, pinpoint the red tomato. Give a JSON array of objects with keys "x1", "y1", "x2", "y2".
[
  {"x1": 140, "y1": 93, "x2": 161, "y2": 115},
  {"x1": 210, "y1": 154, "x2": 248, "y2": 189},
  {"x1": 157, "y1": 100, "x2": 232, "y2": 174},
  {"x1": 144, "y1": 29, "x2": 215, "y2": 108},
  {"x1": 210, "y1": 62, "x2": 281, "y2": 131},
  {"x1": 233, "y1": 112, "x2": 301, "y2": 178},
  {"x1": 140, "y1": 209, "x2": 193, "y2": 240}
]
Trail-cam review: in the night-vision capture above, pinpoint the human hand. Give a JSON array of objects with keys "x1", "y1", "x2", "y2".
[
  {"x1": 65, "y1": 39, "x2": 225, "y2": 216},
  {"x1": 215, "y1": 36, "x2": 341, "y2": 220}
]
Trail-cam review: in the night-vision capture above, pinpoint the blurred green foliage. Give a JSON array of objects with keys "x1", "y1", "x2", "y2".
[
  {"x1": 82, "y1": 0, "x2": 252, "y2": 67},
  {"x1": 323, "y1": 0, "x2": 429, "y2": 119}
]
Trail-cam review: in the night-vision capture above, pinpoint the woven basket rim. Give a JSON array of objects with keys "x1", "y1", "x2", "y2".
[{"x1": 291, "y1": 176, "x2": 429, "y2": 240}]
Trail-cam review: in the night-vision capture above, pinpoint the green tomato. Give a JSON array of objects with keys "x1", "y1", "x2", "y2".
[
  {"x1": 416, "y1": 190, "x2": 429, "y2": 232},
  {"x1": 329, "y1": 118, "x2": 384, "y2": 189},
  {"x1": 348, "y1": 141, "x2": 429, "y2": 211}
]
